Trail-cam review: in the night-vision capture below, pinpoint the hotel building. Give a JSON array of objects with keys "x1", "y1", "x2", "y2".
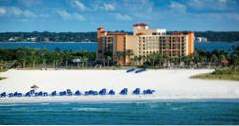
[{"x1": 97, "y1": 23, "x2": 194, "y2": 65}]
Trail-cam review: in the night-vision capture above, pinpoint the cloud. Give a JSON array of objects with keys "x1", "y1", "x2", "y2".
[
  {"x1": 169, "y1": 2, "x2": 187, "y2": 13},
  {"x1": 0, "y1": 7, "x2": 36, "y2": 18},
  {"x1": 103, "y1": 3, "x2": 115, "y2": 11},
  {"x1": 17, "y1": 0, "x2": 42, "y2": 7},
  {"x1": 56, "y1": 10, "x2": 85, "y2": 21},
  {"x1": 115, "y1": 13, "x2": 132, "y2": 21},
  {"x1": 187, "y1": 0, "x2": 236, "y2": 12},
  {"x1": 71, "y1": 0, "x2": 87, "y2": 11},
  {"x1": 0, "y1": 7, "x2": 6, "y2": 16}
]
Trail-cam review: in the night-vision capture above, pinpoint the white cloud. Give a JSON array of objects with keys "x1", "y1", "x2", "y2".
[
  {"x1": 71, "y1": 0, "x2": 87, "y2": 11},
  {"x1": 0, "y1": 7, "x2": 36, "y2": 18},
  {"x1": 17, "y1": 0, "x2": 42, "y2": 7},
  {"x1": 115, "y1": 13, "x2": 132, "y2": 21},
  {"x1": 187, "y1": 0, "x2": 234, "y2": 11},
  {"x1": 103, "y1": 3, "x2": 115, "y2": 11},
  {"x1": 10, "y1": 7, "x2": 36, "y2": 17},
  {"x1": 0, "y1": 7, "x2": 6, "y2": 16},
  {"x1": 56, "y1": 10, "x2": 85, "y2": 21},
  {"x1": 169, "y1": 2, "x2": 187, "y2": 13}
]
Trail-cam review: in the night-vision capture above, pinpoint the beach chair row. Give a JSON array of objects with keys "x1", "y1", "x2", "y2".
[
  {"x1": 126, "y1": 68, "x2": 146, "y2": 73},
  {"x1": 0, "y1": 88, "x2": 155, "y2": 98}
]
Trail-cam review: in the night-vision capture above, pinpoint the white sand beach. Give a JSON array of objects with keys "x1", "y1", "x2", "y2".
[{"x1": 0, "y1": 69, "x2": 239, "y2": 103}]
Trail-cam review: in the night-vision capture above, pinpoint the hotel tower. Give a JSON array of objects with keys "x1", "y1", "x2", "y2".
[{"x1": 97, "y1": 23, "x2": 194, "y2": 65}]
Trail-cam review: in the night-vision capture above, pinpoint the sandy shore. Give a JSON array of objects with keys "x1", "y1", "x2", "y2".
[{"x1": 0, "y1": 69, "x2": 239, "y2": 103}]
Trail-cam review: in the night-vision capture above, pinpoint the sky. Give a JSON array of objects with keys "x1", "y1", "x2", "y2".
[{"x1": 0, "y1": 0, "x2": 239, "y2": 32}]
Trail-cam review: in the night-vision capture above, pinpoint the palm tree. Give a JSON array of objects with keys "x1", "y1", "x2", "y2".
[
  {"x1": 106, "y1": 56, "x2": 112, "y2": 66},
  {"x1": 133, "y1": 56, "x2": 138, "y2": 66},
  {"x1": 115, "y1": 51, "x2": 125, "y2": 65},
  {"x1": 125, "y1": 49, "x2": 134, "y2": 65},
  {"x1": 211, "y1": 54, "x2": 218, "y2": 66}
]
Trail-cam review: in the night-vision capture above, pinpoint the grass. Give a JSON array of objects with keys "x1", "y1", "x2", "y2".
[
  {"x1": 0, "y1": 77, "x2": 5, "y2": 80},
  {"x1": 191, "y1": 68, "x2": 239, "y2": 81},
  {"x1": 0, "y1": 69, "x2": 7, "y2": 80}
]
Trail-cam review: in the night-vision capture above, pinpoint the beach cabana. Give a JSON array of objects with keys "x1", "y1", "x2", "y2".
[
  {"x1": 31, "y1": 85, "x2": 39, "y2": 90},
  {"x1": 133, "y1": 88, "x2": 140, "y2": 95},
  {"x1": 0, "y1": 92, "x2": 6, "y2": 97},
  {"x1": 99, "y1": 88, "x2": 106, "y2": 95},
  {"x1": 66, "y1": 89, "x2": 73, "y2": 96},
  {"x1": 51, "y1": 91, "x2": 57, "y2": 96},
  {"x1": 120, "y1": 88, "x2": 128, "y2": 95},
  {"x1": 108, "y1": 90, "x2": 115, "y2": 95},
  {"x1": 75, "y1": 90, "x2": 81, "y2": 96}
]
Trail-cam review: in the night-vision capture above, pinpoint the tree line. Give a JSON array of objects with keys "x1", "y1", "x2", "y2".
[
  {"x1": 0, "y1": 48, "x2": 96, "y2": 69},
  {"x1": 0, "y1": 31, "x2": 239, "y2": 42},
  {"x1": 0, "y1": 46, "x2": 239, "y2": 70}
]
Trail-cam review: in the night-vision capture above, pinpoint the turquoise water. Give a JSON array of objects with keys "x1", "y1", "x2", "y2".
[
  {"x1": 0, "y1": 100, "x2": 239, "y2": 124},
  {"x1": 0, "y1": 41, "x2": 238, "y2": 52}
]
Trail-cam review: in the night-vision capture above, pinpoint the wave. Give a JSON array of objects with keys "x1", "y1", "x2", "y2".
[{"x1": 72, "y1": 107, "x2": 111, "y2": 112}]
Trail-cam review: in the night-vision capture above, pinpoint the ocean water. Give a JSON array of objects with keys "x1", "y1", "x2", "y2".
[
  {"x1": 0, "y1": 42, "x2": 97, "y2": 52},
  {"x1": 0, "y1": 41, "x2": 238, "y2": 52},
  {"x1": 0, "y1": 100, "x2": 239, "y2": 124}
]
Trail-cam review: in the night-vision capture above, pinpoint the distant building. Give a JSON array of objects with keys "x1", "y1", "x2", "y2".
[
  {"x1": 97, "y1": 23, "x2": 195, "y2": 65},
  {"x1": 27, "y1": 37, "x2": 37, "y2": 42},
  {"x1": 196, "y1": 37, "x2": 207, "y2": 43}
]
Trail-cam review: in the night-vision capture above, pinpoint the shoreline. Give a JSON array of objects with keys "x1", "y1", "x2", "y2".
[{"x1": 1, "y1": 96, "x2": 239, "y2": 104}]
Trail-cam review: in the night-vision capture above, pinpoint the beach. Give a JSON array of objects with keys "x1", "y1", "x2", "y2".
[{"x1": 0, "y1": 69, "x2": 239, "y2": 103}]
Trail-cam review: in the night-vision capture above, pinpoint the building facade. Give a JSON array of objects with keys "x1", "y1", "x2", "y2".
[{"x1": 97, "y1": 23, "x2": 194, "y2": 65}]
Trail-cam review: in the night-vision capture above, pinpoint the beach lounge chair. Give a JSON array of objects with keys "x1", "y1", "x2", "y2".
[
  {"x1": 120, "y1": 88, "x2": 128, "y2": 95},
  {"x1": 75, "y1": 90, "x2": 81, "y2": 96},
  {"x1": 136, "y1": 68, "x2": 146, "y2": 73},
  {"x1": 135, "y1": 68, "x2": 146, "y2": 73},
  {"x1": 17, "y1": 93, "x2": 23, "y2": 97},
  {"x1": 108, "y1": 90, "x2": 115, "y2": 95},
  {"x1": 1, "y1": 92, "x2": 6, "y2": 97},
  {"x1": 143, "y1": 89, "x2": 155, "y2": 94},
  {"x1": 13, "y1": 92, "x2": 22, "y2": 97},
  {"x1": 51, "y1": 91, "x2": 57, "y2": 96},
  {"x1": 85, "y1": 90, "x2": 98, "y2": 95},
  {"x1": 13, "y1": 92, "x2": 18, "y2": 97},
  {"x1": 59, "y1": 91, "x2": 67, "y2": 96},
  {"x1": 133, "y1": 88, "x2": 140, "y2": 95},
  {"x1": 29, "y1": 89, "x2": 35, "y2": 94},
  {"x1": 99, "y1": 88, "x2": 107, "y2": 95},
  {"x1": 8, "y1": 93, "x2": 14, "y2": 97},
  {"x1": 43, "y1": 92, "x2": 48, "y2": 96},
  {"x1": 38, "y1": 91, "x2": 43, "y2": 96},
  {"x1": 25, "y1": 92, "x2": 31, "y2": 97},
  {"x1": 66, "y1": 89, "x2": 73, "y2": 96},
  {"x1": 126, "y1": 68, "x2": 135, "y2": 73},
  {"x1": 34, "y1": 92, "x2": 39, "y2": 96}
]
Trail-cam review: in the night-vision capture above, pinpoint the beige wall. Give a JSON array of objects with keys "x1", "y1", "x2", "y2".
[{"x1": 125, "y1": 35, "x2": 138, "y2": 64}]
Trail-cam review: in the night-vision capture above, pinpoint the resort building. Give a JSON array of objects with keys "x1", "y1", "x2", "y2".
[{"x1": 97, "y1": 23, "x2": 195, "y2": 65}]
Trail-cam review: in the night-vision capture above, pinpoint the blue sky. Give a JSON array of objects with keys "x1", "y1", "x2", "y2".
[{"x1": 0, "y1": 0, "x2": 239, "y2": 32}]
